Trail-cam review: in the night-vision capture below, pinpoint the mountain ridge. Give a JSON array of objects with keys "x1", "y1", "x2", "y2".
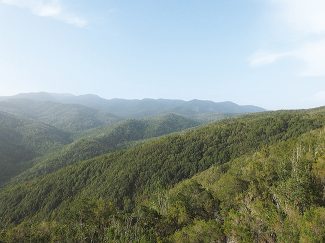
[
  {"x1": 1, "y1": 92, "x2": 265, "y2": 119},
  {"x1": 0, "y1": 98, "x2": 120, "y2": 133}
]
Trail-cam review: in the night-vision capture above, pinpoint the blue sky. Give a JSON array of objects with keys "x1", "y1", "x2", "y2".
[{"x1": 0, "y1": 0, "x2": 325, "y2": 109}]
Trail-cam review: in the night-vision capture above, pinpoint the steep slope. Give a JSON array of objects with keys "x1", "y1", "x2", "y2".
[
  {"x1": 0, "y1": 112, "x2": 71, "y2": 186},
  {"x1": 14, "y1": 113, "x2": 199, "y2": 181},
  {"x1": 3, "y1": 92, "x2": 265, "y2": 119},
  {"x1": 141, "y1": 127, "x2": 325, "y2": 242},
  {"x1": 0, "y1": 99, "x2": 119, "y2": 133},
  {"x1": 0, "y1": 109, "x2": 324, "y2": 232}
]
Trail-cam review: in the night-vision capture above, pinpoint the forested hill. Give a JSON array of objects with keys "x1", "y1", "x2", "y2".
[
  {"x1": 0, "y1": 99, "x2": 119, "y2": 133},
  {"x1": 13, "y1": 113, "x2": 199, "y2": 182},
  {"x1": 144, "y1": 126, "x2": 325, "y2": 242},
  {"x1": 0, "y1": 111, "x2": 71, "y2": 186},
  {"x1": 1, "y1": 92, "x2": 265, "y2": 119},
  {"x1": 0, "y1": 108, "x2": 324, "y2": 242}
]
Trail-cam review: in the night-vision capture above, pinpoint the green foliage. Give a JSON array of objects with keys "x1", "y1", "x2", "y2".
[
  {"x1": 15, "y1": 113, "x2": 199, "y2": 181},
  {"x1": 171, "y1": 219, "x2": 224, "y2": 243},
  {"x1": 122, "y1": 126, "x2": 324, "y2": 242},
  {"x1": 300, "y1": 207, "x2": 325, "y2": 242},
  {"x1": 0, "y1": 112, "x2": 71, "y2": 186},
  {"x1": 1, "y1": 108, "x2": 325, "y2": 242}
]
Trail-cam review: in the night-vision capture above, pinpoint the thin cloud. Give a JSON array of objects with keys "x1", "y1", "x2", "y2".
[
  {"x1": 248, "y1": 51, "x2": 292, "y2": 67},
  {"x1": 249, "y1": 0, "x2": 325, "y2": 77},
  {"x1": 249, "y1": 40, "x2": 325, "y2": 76},
  {"x1": 0, "y1": 0, "x2": 88, "y2": 28}
]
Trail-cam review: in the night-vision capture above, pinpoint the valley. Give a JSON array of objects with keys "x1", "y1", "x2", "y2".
[{"x1": 0, "y1": 94, "x2": 324, "y2": 242}]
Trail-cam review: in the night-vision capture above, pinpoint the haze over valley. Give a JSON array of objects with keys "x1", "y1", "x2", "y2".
[{"x1": 0, "y1": 0, "x2": 325, "y2": 242}]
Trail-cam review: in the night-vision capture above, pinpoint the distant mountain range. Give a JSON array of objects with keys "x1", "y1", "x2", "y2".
[
  {"x1": 0, "y1": 92, "x2": 265, "y2": 119},
  {"x1": 0, "y1": 92, "x2": 265, "y2": 186},
  {"x1": 0, "y1": 99, "x2": 119, "y2": 133},
  {"x1": 0, "y1": 92, "x2": 324, "y2": 242}
]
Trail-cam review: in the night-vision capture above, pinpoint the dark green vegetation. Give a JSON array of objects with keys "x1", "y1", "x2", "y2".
[
  {"x1": 0, "y1": 111, "x2": 71, "y2": 186},
  {"x1": 0, "y1": 106, "x2": 324, "y2": 242},
  {"x1": 14, "y1": 113, "x2": 199, "y2": 182},
  {"x1": 0, "y1": 95, "x2": 200, "y2": 186}
]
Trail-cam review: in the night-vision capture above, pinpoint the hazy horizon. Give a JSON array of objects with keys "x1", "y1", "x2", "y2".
[
  {"x1": 1, "y1": 1, "x2": 325, "y2": 239},
  {"x1": 0, "y1": 91, "x2": 267, "y2": 107},
  {"x1": 1, "y1": 0, "x2": 325, "y2": 110}
]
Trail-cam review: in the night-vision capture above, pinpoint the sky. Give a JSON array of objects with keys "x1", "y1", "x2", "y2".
[{"x1": 0, "y1": 0, "x2": 325, "y2": 110}]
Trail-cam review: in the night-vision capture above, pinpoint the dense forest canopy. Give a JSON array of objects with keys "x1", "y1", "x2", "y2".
[
  {"x1": 0, "y1": 111, "x2": 71, "y2": 185},
  {"x1": 0, "y1": 101, "x2": 324, "y2": 242},
  {"x1": 2, "y1": 0, "x2": 325, "y2": 241}
]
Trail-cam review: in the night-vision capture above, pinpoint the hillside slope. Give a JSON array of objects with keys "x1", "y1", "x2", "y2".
[
  {"x1": 1, "y1": 109, "x2": 325, "y2": 242},
  {"x1": 0, "y1": 99, "x2": 119, "y2": 133},
  {"x1": 0, "y1": 109, "x2": 324, "y2": 229},
  {"x1": 14, "y1": 113, "x2": 199, "y2": 181},
  {"x1": 0, "y1": 112, "x2": 71, "y2": 186},
  {"x1": 141, "y1": 127, "x2": 325, "y2": 242}
]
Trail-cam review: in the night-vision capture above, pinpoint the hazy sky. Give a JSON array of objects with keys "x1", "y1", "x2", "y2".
[{"x1": 1, "y1": 0, "x2": 325, "y2": 109}]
